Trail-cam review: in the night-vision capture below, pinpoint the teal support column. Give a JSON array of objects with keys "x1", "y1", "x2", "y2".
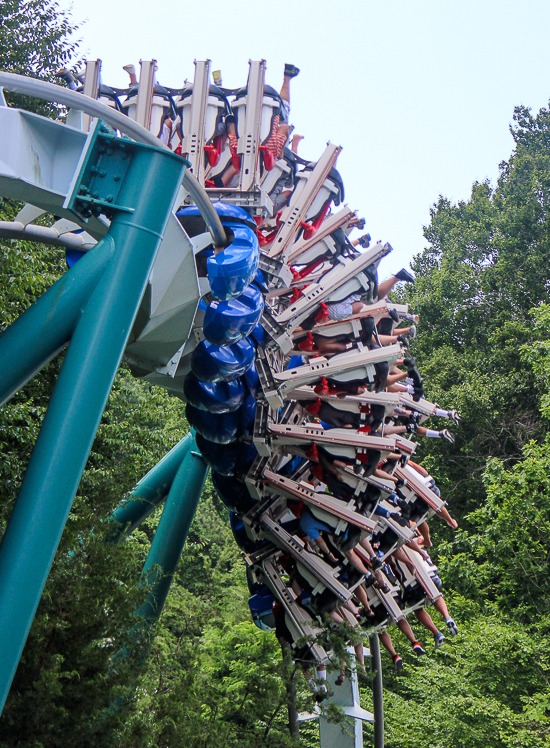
[
  {"x1": 109, "y1": 433, "x2": 194, "y2": 541},
  {"x1": 0, "y1": 237, "x2": 114, "y2": 406},
  {"x1": 0, "y1": 142, "x2": 186, "y2": 713},
  {"x1": 138, "y1": 443, "x2": 208, "y2": 622}
]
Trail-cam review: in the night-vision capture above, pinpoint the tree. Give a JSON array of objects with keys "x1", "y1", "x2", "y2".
[{"x1": 0, "y1": 0, "x2": 80, "y2": 115}]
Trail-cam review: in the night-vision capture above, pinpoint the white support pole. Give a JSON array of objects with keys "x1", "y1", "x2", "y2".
[
  {"x1": 238, "y1": 59, "x2": 266, "y2": 191},
  {"x1": 181, "y1": 60, "x2": 211, "y2": 184},
  {"x1": 81, "y1": 59, "x2": 101, "y2": 132},
  {"x1": 135, "y1": 59, "x2": 157, "y2": 130}
]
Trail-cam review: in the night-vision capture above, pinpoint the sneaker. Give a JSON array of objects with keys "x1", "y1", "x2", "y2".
[
  {"x1": 389, "y1": 308, "x2": 400, "y2": 323},
  {"x1": 395, "y1": 268, "x2": 415, "y2": 283},
  {"x1": 397, "y1": 334, "x2": 409, "y2": 348},
  {"x1": 284, "y1": 63, "x2": 300, "y2": 78},
  {"x1": 370, "y1": 555, "x2": 384, "y2": 571},
  {"x1": 434, "y1": 632, "x2": 446, "y2": 649},
  {"x1": 55, "y1": 68, "x2": 75, "y2": 87},
  {"x1": 446, "y1": 619, "x2": 459, "y2": 637},
  {"x1": 390, "y1": 513, "x2": 410, "y2": 527},
  {"x1": 440, "y1": 429, "x2": 455, "y2": 444},
  {"x1": 393, "y1": 655, "x2": 404, "y2": 672},
  {"x1": 358, "y1": 233, "x2": 371, "y2": 248},
  {"x1": 413, "y1": 384, "x2": 425, "y2": 402},
  {"x1": 315, "y1": 690, "x2": 333, "y2": 702},
  {"x1": 412, "y1": 643, "x2": 426, "y2": 655},
  {"x1": 449, "y1": 410, "x2": 462, "y2": 425},
  {"x1": 212, "y1": 70, "x2": 222, "y2": 86},
  {"x1": 409, "y1": 324, "x2": 417, "y2": 339}
]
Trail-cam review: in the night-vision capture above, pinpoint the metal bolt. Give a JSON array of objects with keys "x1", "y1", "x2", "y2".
[
  {"x1": 113, "y1": 175, "x2": 121, "y2": 182},
  {"x1": 98, "y1": 170, "x2": 106, "y2": 177}
]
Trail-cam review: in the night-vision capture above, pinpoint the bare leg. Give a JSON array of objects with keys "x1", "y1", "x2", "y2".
[
  {"x1": 386, "y1": 370, "x2": 409, "y2": 387},
  {"x1": 221, "y1": 163, "x2": 239, "y2": 186},
  {"x1": 328, "y1": 610, "x2": 345, "y2": 624},
  {"x1": 436, "y1": 506, "x2": 459, "y2": 530},
  {"x1": 416, "y1": 521, "x2": 432, "y2": 547},
  {"x1": 355, "y1": 642, "x2": 366, "y2": 670},
  {"x1": 434, "y1": 596, "x2": 451, "y2": 620},
  {"x1": 391, "y1": 548, "x2": 415, "y2": 571},
  {"x1": 377, "y1": 276, "x2": 400, "y2": 299},
  {"x1": 313, "y1": 338, "x2": 350, "y2": 355},
  {"x1": 291, "y1": 133, "x2": 304, "y2": 153},
  {"x1": 379, "y1": 631, "x2": 397, "y2": 657},
  {"x1": 345, "y1": 549, "x2": 371, "y2": 575},
  {"x1": 354, "y1": 583, "x2": 374, "y2": 615},
  {"x1": 413, "y1": 607, "x2": 439, "y2": 636},
  {"x1": 397, "y1": 618, "x2": 419, "y2": 645}
]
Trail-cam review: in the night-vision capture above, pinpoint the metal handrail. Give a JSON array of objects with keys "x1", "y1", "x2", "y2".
[{"x1": 0, "y1": 71, "x2": 227, "y2": 248}]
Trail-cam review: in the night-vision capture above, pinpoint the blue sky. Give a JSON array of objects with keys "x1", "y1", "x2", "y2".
[{"x1": 58, "y1": 0, "x2": 550, "y2": 279}]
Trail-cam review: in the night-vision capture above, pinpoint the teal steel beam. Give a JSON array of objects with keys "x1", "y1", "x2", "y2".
[
  {"x1": 0, "y1": 236, "x2": 114, "y2": 407},
  {"x1": 137, "y1": 444, "x2": 208, "y2": 622},
  {"x1": 109, "y1": 433, "x2": 194, "y2": 541},
  {"x1": 0, "y1": 141, "x2": 186, "y2": 713}
]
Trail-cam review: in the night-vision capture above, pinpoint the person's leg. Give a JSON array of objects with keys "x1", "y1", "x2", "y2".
[
  {"x1": 313, "y1": 337, "x2": 351, "y2": 355},
  {"x1": 280, "y1": 63, "x2": 300, "y2": 103},
  {"x1": 345, "y1": 548, "x2": 371, "y2": 575},
  {"x1": 377, "y1": 270, "x2": 415, "y2": 299},
  {"x1": 328, "y1": 609, "x2": 345, "y2": 624},
  {"x1": 221, "y1": 163, "x2": 239, "y2": 186},
  {"x1": 379, "y1": 631, "x2": 404, "y2": 670},
  {"x1": 436, "y1": 506, "x2": 459, "y2": 530},
  {"x1": 397, "y1": 618, "x2": 426, "y2": 654},
  {"x1": 355, "y1": 642, "x2": 366, "y2": 672},
  {"x1": 433, "y1": 597, "x2": 459, "y2": 636},
  {"x1": 385, "y1": 370, "x2": 409, "y2": 388},
  {"x1": 291, "y1": 133, "x2": 304, "y2": 153},
  {"x1": 413, "y1": 607, "x2": 440, "y2": 636},
  {"x1": 354, "y1": 583, "x2": 374, "y2": 616},
  {"x1": 382, "y1": 424, "x2": 407, "y2": 436},
  {"x1": 416, "y1": 521, "x2": 432, "y2": 548},
  {"x1": 433, "y1": 596, "x2": 451, "y2": 620},
  {"x1": 391, "y1": 548, "x2": 415, "y2": 571},
  {"x1": 417, "y1": 426, "x2": 455, "y2": 444}
]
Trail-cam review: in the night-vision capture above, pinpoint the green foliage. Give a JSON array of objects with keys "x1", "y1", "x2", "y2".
[
  {"x1": 0, "y1": 0, "x2": 80, "y2": 115},
  {"x1": 380, "y1": 617, "x2": 550, "y2": 748}
]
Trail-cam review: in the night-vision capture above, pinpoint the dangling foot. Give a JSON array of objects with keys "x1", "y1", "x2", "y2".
[
  {"x1": 393, "y1": 654, "x2": 404, "y2": 672},
  {"x1": 440, "y1": 429, "x2": 455, "y2": 444},
  {"x1": 412, "y1": 642, "x2": 426, "y2": 656},
  {"x1": 434, "y1": 631, "x2": 446, "y2": 649},
  {"x1": 212, "y1": 70, "x2": 222, "y2": 86},
  {"x1": 397, "y1": 334, "x2": 410, "y2": 348},
  {"x1": 446, "y1": 618, "x2": 459, "y2": 636},
  {"x1": 315, "y1": 689, "x2": 334, "y2": 702},
  {"x1": 284, "y1": 63, "x2": 300, "y2": 78},
  {"x1": 449, "y1": 409, "x2": 462, "y2": 425},
  {"x1": 55, "y1": 68, "x2": 76, "y2": 89},
  {"x1": 395, "y1": 268, "x2": 415, "y2": 283}
]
